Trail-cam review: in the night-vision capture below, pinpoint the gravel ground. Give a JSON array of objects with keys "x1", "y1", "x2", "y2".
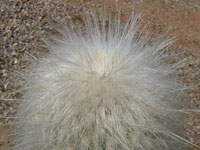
[{"x1": 0, "y1": 0, "x2": 200, "y2": 149}]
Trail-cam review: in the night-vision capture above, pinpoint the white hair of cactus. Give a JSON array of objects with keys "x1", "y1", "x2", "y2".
[{"x1": 11, "y1": 11, "x2": 190, "y2": 150}]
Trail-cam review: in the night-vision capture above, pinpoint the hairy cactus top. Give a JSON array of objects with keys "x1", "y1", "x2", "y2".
[{"x1": 11, "y1": 11, "x2": 191, "y2": 150}]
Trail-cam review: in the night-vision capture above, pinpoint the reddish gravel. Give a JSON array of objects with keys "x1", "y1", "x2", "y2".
[{"x1": 0, "y1": 0, "x2": 200, "y2": 149}]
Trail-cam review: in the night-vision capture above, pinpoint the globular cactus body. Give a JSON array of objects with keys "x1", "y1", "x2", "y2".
[{"x1": 13, "y1": 11, "x2": 186, "y2": 150}]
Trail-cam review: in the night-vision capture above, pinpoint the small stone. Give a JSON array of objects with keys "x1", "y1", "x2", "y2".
[
  {"x1": 11, "y1": 50, "x2": 16, "y2": 56},
  {"x1": 3, "y1": 111, "x2": 9, "y2": 117},
  {"x1": 13, "y1": 43, "x2": 18, "y2": 46}
]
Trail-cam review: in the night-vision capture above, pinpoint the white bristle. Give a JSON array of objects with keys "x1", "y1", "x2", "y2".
[{"x1": 10, "y1": 10, "x2": 192, "y2": 150}]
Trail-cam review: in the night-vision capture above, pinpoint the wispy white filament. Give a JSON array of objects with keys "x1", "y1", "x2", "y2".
[{"x1": 11, "y1": 10, "x2": 191, "y2": 150}]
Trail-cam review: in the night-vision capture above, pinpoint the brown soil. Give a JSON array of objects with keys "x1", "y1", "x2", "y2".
[{"x1": 0, "y1": 0, "x2": 200, "y2": 149}]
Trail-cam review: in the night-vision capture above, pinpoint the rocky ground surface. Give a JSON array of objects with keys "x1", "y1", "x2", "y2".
[{"x1": 0, "y1": 0, "x2": 200, "y2": 149}]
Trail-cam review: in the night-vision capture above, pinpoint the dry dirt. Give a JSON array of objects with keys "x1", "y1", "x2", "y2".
[{"x1": 0, "y1": 0, "x2": 200, "y2": 149}]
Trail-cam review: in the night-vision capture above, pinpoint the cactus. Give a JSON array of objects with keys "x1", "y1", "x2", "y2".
[{"x1": 12, "y1": 11, "x2": 190, "y2": 150}]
